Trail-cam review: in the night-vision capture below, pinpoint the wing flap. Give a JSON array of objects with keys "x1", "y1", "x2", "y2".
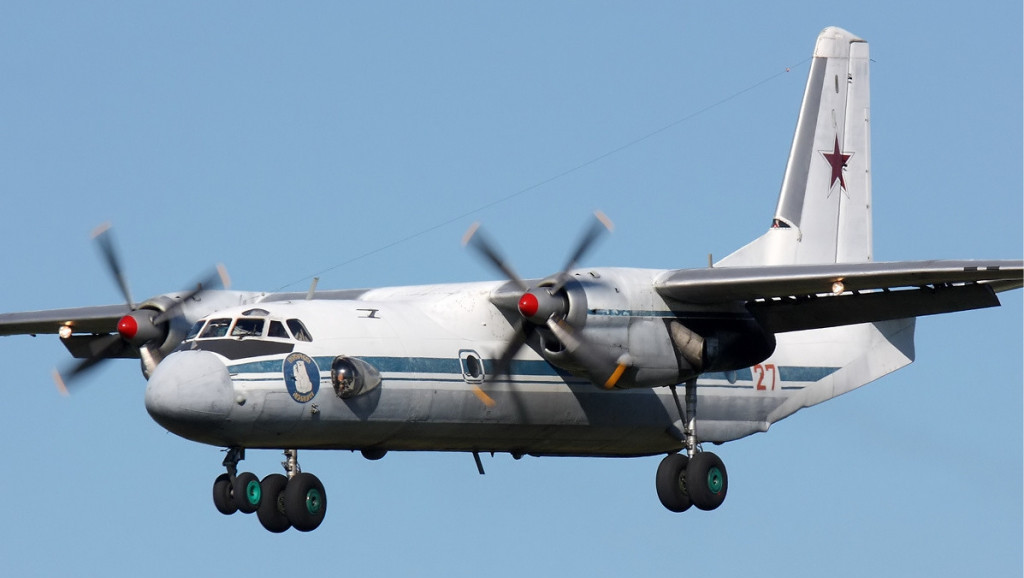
[
  {"x1": 654, "y1": 260, "x2": 1023, "y2": 304},
  {"x1": 748, "y1": 283, "x2": 1000, "y2": 333},
  {"x1": 61, "y1": 334, "x2": 138, "y2": 360}
]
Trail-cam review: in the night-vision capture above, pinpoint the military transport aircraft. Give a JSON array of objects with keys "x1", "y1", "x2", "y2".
[{"x1": 1, "y1": 27, "x2": 1020, "y2": 533}]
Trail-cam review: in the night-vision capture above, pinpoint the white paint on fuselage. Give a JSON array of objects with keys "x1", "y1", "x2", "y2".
[{"x1": 160, "y1": 269, "x2": 914, "y2": 455}]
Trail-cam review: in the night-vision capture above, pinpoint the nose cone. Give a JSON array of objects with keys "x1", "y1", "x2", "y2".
[{"x1": 145, "y1": 350, "x2": 234, "y2": 440}]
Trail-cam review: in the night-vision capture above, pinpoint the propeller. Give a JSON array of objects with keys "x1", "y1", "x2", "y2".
[
  {"x1": 54, "y1": 224, "x2": 230, "y2": 394},
  {"x1": 463, "y1": 211, "x2": 625, "y2": 395}
]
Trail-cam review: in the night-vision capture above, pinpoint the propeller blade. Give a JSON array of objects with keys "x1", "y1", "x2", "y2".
[
  {"x1": 464, "y1": 213, "x2": 617, "y2": 390},
  {"x1": 552, "y1": 211, "x2": 613, "y2": 292},
  {"x1": 560, "y1": 211, "x2": 614, "y2": 275},
  {"x1": 490, "y1": 321, "x2": 532, "y2": 380},
  {"x1": 92, "y1": 223, "x2": 135, "y2": 310},
  {"x1": 57, "y1": 228, "x2": 232, "y2": 389},
  {"x1": 139, "y1": 344, "x2": 162, "y2": 377},
  {"x1": 53, "y1": 333, "x2": 127, "y2": 392},
  {"x1": 151, "y1": 264, "x2": 231, "y2": 326},
  {"x1": 545, "y1": 318, "x2": 626, "y2": 389},
  {"x1": 467, "y1": 322, "x2": 532, "y2": 408},
  {"x1": 470, "y1": 385, "x2": 496, "y2": 408},
  {"x1": 463, "y1": 223, "x2": 528, "y2": 292}
]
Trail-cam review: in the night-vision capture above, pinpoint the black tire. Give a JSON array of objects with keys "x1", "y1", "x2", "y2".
[
  {"x1": 213, "y1": 473, "x2": 237, "y2": 515},
  {"x1": 233, "y1": 472, "x2": 261, "y2": 514},
  {"x1": 257, "y1": 474, "x2": 291, "y2": 533},
  {"x1": 655, "y1": 453, "x2": 692, "y2": 513},
  {"x1": 686, "y1": 451, "x2": 728, "y2": 511},
  {"x1": 284, "y1": 472, "x2": 327, "y2": 532}
]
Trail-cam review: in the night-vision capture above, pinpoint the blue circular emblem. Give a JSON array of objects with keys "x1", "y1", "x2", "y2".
[{"x1": 283, "y1": 352, "x2": 320, "y2": 403}]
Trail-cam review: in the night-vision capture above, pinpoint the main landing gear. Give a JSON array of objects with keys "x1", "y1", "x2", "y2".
[
  {"x1": 656, "y1": 379, "x2": 728, "y2": 513},
  {"x1": 213, "y1": 447, "x2": 327, "y2": 533}
]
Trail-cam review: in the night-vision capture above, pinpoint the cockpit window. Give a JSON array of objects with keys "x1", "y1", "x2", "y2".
[
  {"x1": 287, "y1": 319, "x2": 313, "y2": 342},
  {"x1": 186, "y1": 321, "x2": 205, "y2": 340},
  {"x1": 200, "y1": 318, "x2": 232, "y2": 338},
  {"x1": 231, "y1": 318, "x2": 265, "y2": 338},
  {"x1": 268, "y1": 320, "x2": 290, "y2": 339}
]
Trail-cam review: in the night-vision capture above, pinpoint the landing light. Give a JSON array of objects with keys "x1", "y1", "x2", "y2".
[
  {"x1": 58, "y1": 325, "x2": 73, "y2": 339},
  {"x1": 831, "y1": 281, "x2": 845, "y2": 295}
]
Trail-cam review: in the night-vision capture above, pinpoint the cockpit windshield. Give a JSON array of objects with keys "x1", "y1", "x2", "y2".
[
  {"x1": 287, "y1": 319, "x2": 313, "y2": 342},
  {"x1": 185, "y1": 316, "x2": 313, "y2": 343},
  {"x1": 268, "y1": 320, "x2": 289, "y2": 338},
  {"x1": 200, "y1": 318, "x2": 232, "y2": 338},
  {"x1": 231, "y1": 318, "x2": 264, "y2": 338},
  {"x1": 185, "y1": 321, "x2": 204, "y2": 340}
]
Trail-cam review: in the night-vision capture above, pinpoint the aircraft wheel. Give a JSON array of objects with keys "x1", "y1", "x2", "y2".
[
  {"x1": 257, "y1": 474, "x2": 291, "y2": 533},
  {"x1": 686, "y1": 451, "x2": 728, "y2": 511},
  {"x1": 233, "y1": 472, "x2": 261, "y2": 514},
  {"x1": 213, "y1": 473, "x2": 237, "y2": 515},
  {"x1": 284, "y1": 472, "x2": 327, "y2": 532},
  {"x1": 655, "y1": 453, "x2": 692, "y2": 513}
]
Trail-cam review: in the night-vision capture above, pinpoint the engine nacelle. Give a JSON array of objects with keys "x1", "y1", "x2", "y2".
[
  {"x1": 138, "y1": 295, "x2": 203, "y2": 362},
  {"x1": 537, "y1": 271, "x2": 776, "y2": 389}
]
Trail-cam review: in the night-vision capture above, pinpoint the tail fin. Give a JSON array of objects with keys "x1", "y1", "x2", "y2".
[{"x1": 718, "y1": 27, "x2": 871, "y2": 267}]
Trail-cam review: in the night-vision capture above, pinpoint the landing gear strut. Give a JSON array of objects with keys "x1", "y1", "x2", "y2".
[
  {"x1": 211, "y1": 447, "x2": 328, "y2": 533},
  {"x1": 656, "y1": 379, "x2": 728, "y2": 513}
]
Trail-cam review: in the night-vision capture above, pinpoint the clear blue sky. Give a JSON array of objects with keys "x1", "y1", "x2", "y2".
[{"x1": 1, "y1": 3, "x2": 1020, "y2": 577}]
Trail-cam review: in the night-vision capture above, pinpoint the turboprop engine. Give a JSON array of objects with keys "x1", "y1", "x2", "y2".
[
  {"x1": 465, "y1": 215, "x2": 776, "y2": 390},
  {"x1": 55, "y1": 225, "x2": 232, "y2": 390}
]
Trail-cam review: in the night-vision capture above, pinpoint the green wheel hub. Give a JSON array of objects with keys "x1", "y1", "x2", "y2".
[
  {"x1": 706, "y1": 466, "x2": 724, "y2": 494},
  {"x1": 245, "y1": 479, "x2": 262, "y2": 506},
  {"x1": 304, "y1": 489, "x2": 323, "y2": 515}
]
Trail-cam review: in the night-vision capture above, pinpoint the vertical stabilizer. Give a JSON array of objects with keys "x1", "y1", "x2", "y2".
[{"x1": 718, "y1": 27, "x2": 872, "y2": 266}]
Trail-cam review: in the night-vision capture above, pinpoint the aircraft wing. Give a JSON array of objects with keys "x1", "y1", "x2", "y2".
[
  {"x1": 654, "y1": 260, "x2": 1023, "y2": 333},
  {"x1": 0, "y1": 304, "x2": 130, "y2": 336}
]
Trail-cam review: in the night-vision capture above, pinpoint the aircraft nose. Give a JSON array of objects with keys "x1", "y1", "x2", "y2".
[{"x1": 145, "y1": 350, "x2": 234, "y2": 437}]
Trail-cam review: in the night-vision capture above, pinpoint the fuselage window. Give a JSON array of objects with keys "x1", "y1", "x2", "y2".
[
  {"x1": 268, "y1": 320, "x2": 290, "y2": 339},
  {"x1": 200, "y1": 318, "x2": 232, "y2": 338},
  {"x1": 466, "y1": 355, "x2": 482, "y2": 379},
  {"x1": 287, "y1": 319, "x2": 313, "y2": 342},
  {"x1": 232, "y1": 318, "x2": 265, "y2": 338},
  {"x1": 186, "y1": 321, "x2": 205, "y2": 341}
]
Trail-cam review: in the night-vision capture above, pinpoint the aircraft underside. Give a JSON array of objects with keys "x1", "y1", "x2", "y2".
[
  {"x1": 155, "y1": 382, "x2": 783, "y2": 454},
  {"x1": 144, "y1": 314, "x2": 915, "y2": 532}
]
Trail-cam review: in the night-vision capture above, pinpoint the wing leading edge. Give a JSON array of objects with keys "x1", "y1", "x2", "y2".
[
  {"x1": 654, "y1": 260, "x2": 1023, "y2": 334},
  {"x1": 0, "y1": 304, "x2": 130, "y2": 336}
]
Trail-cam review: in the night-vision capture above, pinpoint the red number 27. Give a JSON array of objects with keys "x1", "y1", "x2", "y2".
[{"x1": 753, "y1": 363, "x2": 777, "y2": 391}]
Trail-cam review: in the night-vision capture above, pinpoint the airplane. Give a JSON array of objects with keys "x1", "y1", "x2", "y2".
[{"x1": 1, "y1": 26, "x2": 1020, "y2": 533}]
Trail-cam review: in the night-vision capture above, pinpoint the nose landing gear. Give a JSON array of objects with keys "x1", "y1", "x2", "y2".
[{"x1": 212, "y1": 447, "x2": 328, "y2": 533}]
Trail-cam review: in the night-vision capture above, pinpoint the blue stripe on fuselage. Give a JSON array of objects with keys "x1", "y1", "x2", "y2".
[{"x1": 226, "y1": 355, "x2": 838, "y2": 385}]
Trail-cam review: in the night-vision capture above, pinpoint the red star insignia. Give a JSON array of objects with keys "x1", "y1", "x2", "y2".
[{"x1": 820, "y1": 136, "x2": 853, "y2": 193}]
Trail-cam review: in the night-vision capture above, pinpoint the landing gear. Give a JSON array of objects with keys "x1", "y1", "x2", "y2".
[
  {"x1": 657, "y1": 379, "x2": 729, "y2": 513},
  {"x1": 256, "y1": 474, "x2": 290, "y2": 533},
  {"x1": 686, "y1": 451, "x2": 727, "y2": 511},
  {"x1": 212, "y1": 473, "x2": 237, "y2": 515},
  {"x1": 233, "y1": 471, "x2": 261, "y2": 514},
  {"x1": 655, "y1": 453, "x2": 691, "y2": 512},
  {"x1": 211, "y1": 447, "x2": 328, "y2": 532},
  {"x1": 284, "y1": 472, "x2": 327, "y2": 532}
]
